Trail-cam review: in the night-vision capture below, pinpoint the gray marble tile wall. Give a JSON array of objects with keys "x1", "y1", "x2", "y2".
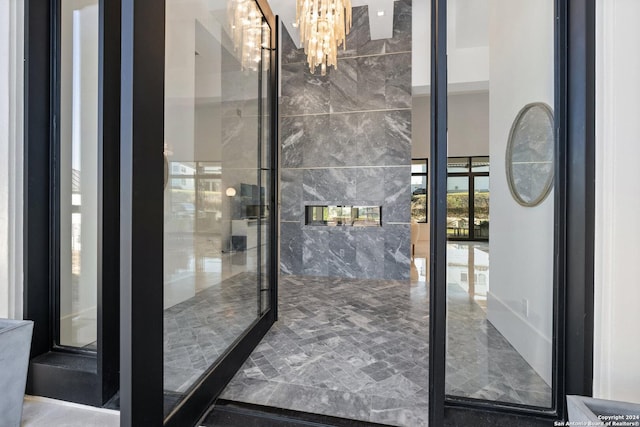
[{"x1": 280, "y1": 0, "x2": 412, "y2": 280}]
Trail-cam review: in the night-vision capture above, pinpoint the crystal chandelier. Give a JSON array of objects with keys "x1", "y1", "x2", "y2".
[
  {"x1": 228, "y1": 0, "x2": 264, "y2": 72},
  {"x1": 296, "y1": 0, "x2": 353, "y2": 76}
]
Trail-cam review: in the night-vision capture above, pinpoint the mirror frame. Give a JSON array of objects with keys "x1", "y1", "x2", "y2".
[{"x1": 505, "y1": 102, "x2": 555, "y2": 207}]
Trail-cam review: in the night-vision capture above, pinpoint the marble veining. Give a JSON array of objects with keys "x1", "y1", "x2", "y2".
[
  {"x1": 326, "y1": 113, "x2": 360, "y2": 166},
  {"x1": 385, "y1": 0, "x2": 412, "y2": 53},
  {"x1": 220, "y1": 247, "x2": 552, "y2": 425},
  {"x1": 385, "y1": 110, "x2": 412, "y2": 165},
  {"x1": 357, "y1": 56, "x2": 387, "y2": 111},
  {"x1": 383, "y1": 166, "x2": 412, "y2": 224},
  {"x1": 330, "y1": 58, "x2": 360, "y2": 113},
  {"x1": 279, "y1": 222, "x2": 303, "y2": 275},
  {"x1": 164, "y1": 271, "x2": 259, "y2": 394},
  {"x1": 386, "y1": 53, "x2": 412, "y2": 109},
  {"x1": 280, "y1": 1, "x2": 412, "y2": 281},
  {"x1": 280, "y1": 169, "x2": 303, "y2": 221},
  {"x1": 281, "y1": 116, "x2": 304, "y2": 168},
  {"x1": 219, "y1": 274, "x2": 430, "y2": 426},
  {"x1": 383, "y1": 224, "x2": 412, "y2": 280},
  {"x1": 302, "y1": 168, "x2": 358, "y2": 202},
  {"x1": 301, "y1": 115, "x2": 336, "y2": 167},
  {"x1": 356, "y1": 167, "x2": 386, "y2": 201},
  {"x1": 358, "y1": 111, "x2": 391, "y2": 166},
  {"x1": 280, "y1": 62, "x2": 307, "y2": 117},
  {"x1": 355, "y1": 229, "x2": 386, "y2": 279},
  {"x1": 302, "y1": 72, "x2": 331, "y2": 115}
]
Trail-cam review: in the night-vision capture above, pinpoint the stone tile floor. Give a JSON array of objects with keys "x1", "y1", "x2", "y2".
[
  {"x1": 218, "y1": 248, "x2": 551, "y2": 425},
  {"x1": 164, "y1": 270, "x2": 260, "y2": 393},
  {"x1": 220, "y1": 275, "x2": 431, "y2": 426}
]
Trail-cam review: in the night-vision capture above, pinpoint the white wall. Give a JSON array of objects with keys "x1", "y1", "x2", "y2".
[
  {"x1": 448, "y1": 93, "x2": 490, "y2": 157},
  {"x1": 486, "y1": 0, "x2": 555, "y2": 385},
  {"x1": 412, "y1": 0, "x2": 430, "y2": 93},
  {"x1": 412, "y1": 0, "x2": 488, "y2": 95},
  {"x1": 447, "y1": 0, "x2": 489, "y2": 92},
  {"x1": 0, "y1": 0, "x2": 23, "y2": 320},
  {"x1": 163, "y1": 0, "x2": 223, "y2": 308},
  {"x1": 411, "y1": 96, "x2": 430, "y2": 159},
  {"x1": 593, "y1": 0, "x2": 640, "y2": 404},
  {"x1": 412, "y1": 93, "x2": 490, "y2": 159}
]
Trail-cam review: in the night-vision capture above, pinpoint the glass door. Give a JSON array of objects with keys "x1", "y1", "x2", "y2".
[
  {"x1": 118, "y1": 0, "x2": 278, "y2": 425},
  {"x1": 445, "y1": 0, "x2": 556, "y2": 409},
  {"x1": 162, "y1": 0, "x2": 278, "y2": 421},
  {"x1": 446, "y1": 173, "x2": 470, "y2": 239},
  {"x1": 427, "y1": 0, "x2": 595, "y2": 423}
]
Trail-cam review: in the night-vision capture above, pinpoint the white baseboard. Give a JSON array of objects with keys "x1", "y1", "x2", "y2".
[{"x1": 487, "y1": 291, "x2": 552, "y2": 386}]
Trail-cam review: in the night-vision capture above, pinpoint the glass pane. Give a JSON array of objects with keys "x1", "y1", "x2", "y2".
[
  {"x1": 445, "y1": 0, "x2": 554, "y2": 408},
  {"x1": 59, "y1": 0, "x2": 99, "y2": 349},
  {"x1": 447, "y1": 176, "x2": 469, "y2": 238},
  {"x1": 259, "y1": 21, "x2": 271, "y2": 315},
  {"x1": 260, "y1": 170, "x2": 270, "y2": 314},
  {"x1": 163, "y1": 0, "x2": 270, "y2": 410},
  {"x1": 411, "y1": 174, "x2": 428, "y2": 222},
  {"x1": 472, "y1": 156, "x2": 490, "y2": 172},
  {"x1": 447, "y1": 157, "x2": 469, "y2": 173},
  {"x1": 305, "y1": 206, "x2": 382, "y2": 227},
  {"x1": 474, "y1": 176, "x2": 489, "y2": 239},
  {"x1": 261, "y1": 19, "x2": 271, "y2": 170},
  {"x1": 351, "y1": 206, "x2": 381, "y2": 226},
  {"x1": 412, "y1": 159, "x2": 427, "y2": 174}
]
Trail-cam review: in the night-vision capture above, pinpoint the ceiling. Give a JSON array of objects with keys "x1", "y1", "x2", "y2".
[
  {"x1": 268, "y1": 0, "x2": 398, "y2": 48},
  {"x1": 267, "y1": 0, "x2": 435, "y2": 92},
  {"x1": 245, "y1": 0, "x2": 489, "y2": 93}
]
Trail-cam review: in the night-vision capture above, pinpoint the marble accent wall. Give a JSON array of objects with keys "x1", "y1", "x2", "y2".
[{"x1": 280, "y1": 0, "x2": 412, "y2": 280}]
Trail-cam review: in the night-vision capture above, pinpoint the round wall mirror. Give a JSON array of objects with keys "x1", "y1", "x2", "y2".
[{"x1": 506, "y1": 102, "x2": 555, "y2": 207}]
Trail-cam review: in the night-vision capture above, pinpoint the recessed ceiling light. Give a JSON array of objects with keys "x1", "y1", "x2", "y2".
[{"x1": 377, "y1": 10, "x2": 385, "y2": 17}]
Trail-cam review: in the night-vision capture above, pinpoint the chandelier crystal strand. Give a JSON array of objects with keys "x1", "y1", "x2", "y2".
[
  {"x1": 228, "y1": 0, "x2": 263, "y2": 71},
  {"x1": 296, "y1": 0, "x2": 352, "y2": 75}
]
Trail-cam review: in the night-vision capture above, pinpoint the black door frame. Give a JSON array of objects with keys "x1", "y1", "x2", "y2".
[
  {"x1": 118, "y1": 0, "x2": 279, "y2": 425},
  {"x1": 23, "y1": 0, "x2": 120, "y2": 406},
  {"x1": 428, "y1": 0, "x2": 594, "y2": 425}
]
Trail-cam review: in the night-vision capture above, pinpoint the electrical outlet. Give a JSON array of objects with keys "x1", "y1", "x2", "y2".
[{"x1": 339, "y1": 249, "x2": 345, "y2": 257}]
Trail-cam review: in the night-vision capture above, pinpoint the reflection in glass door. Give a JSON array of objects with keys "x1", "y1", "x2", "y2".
[
  {"x1": 447, "y1": 157, "x2": 489, "y2": 241},
  {"x1": 446, "y1": 175, "x2": 470, "y2": 238},
  {"x1": 474, "y1": 175, "x2": 490, "y2": 239},
  {"x1": 59, "y1": 0, "x2": 99, "y2": 349},
  {"x1": 162, "y1": 0, "x2": 276, "y2": 417}
]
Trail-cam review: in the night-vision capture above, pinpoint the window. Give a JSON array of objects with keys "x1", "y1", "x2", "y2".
[
  {"x1": 59, "y1": 0, "x2": 100, "y2": 349},
  {"x1": 447, "y1": 156, "x2": 489, "y2": 240},
  {"x1": 411, "y1": 159, "x2": 428, "y2": 222}
]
